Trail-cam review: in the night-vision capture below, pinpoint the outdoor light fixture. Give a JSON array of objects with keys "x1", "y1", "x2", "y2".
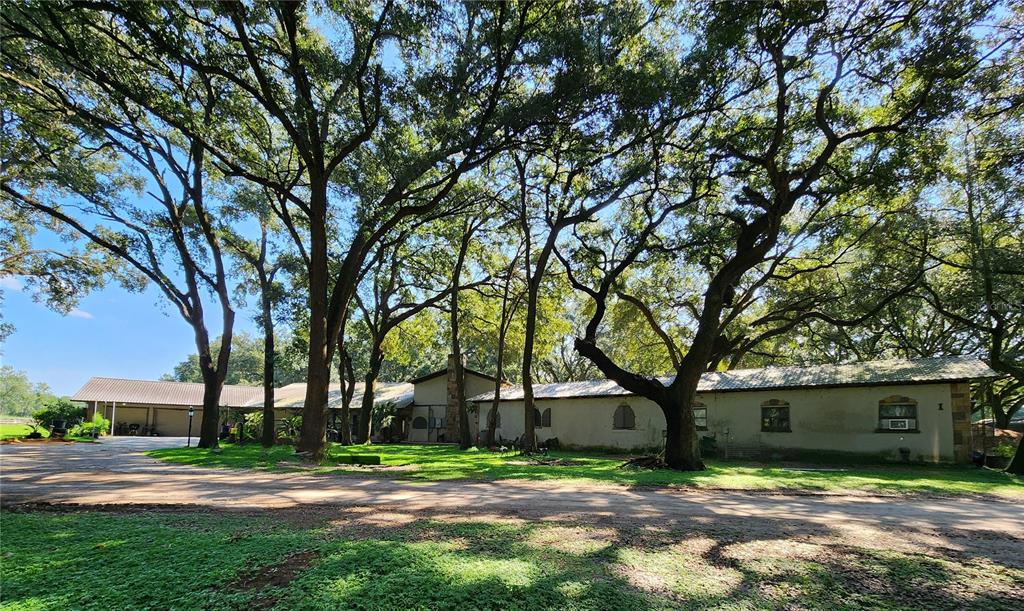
[{"x1": 187, "y1": 407, "x2": 195, "y2": 447}]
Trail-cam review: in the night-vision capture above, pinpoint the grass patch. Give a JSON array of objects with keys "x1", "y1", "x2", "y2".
[
  {"x1": 1, "y1": 508, "x2": 1020, "y2": 610},
  {"x1": 0, "y1": 424, "x2": 46, "y2": 440},
  {"x1": 145, "y1": 443, "x2": 1024, "y2": 498}
]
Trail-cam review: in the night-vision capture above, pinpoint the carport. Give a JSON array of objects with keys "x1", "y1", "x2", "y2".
[{"x1": 71, "y1": 377, "x2": 262, "y2": 437}]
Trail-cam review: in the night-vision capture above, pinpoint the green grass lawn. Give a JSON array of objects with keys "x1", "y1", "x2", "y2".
[
  {"x1": 0, "y1": 423, "x2": 97, "y2": 443},
  {"x1": 1, "y1": 508, "x2": 1020, "y2": 610},
  {"x1": 145, "y1": 443, "x2": 1024, "y2": 498},
  {"x1": 0, "y1": 423, "x2": 47, "y2": 439}
]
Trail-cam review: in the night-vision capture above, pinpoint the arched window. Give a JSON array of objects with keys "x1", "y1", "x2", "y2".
[
  {"x1": 541, "y1": 408, "x2": 551, "y2": 428},
  {"x1": 878, "y1": 396, "x2": 918, "y2": 431},
  {"x1": 613, "y1": 404, "x2": 635, "y2": 430},
  {"x1": 533, "y1": 408, "x2": 542, "y2": 428},
  {"x1": 693, "y1": 402, "x2": 707, "y2": 431},
  {"x1": 412, "y1": 416, "x2": 428, "y2": 430},
  {"x1": 486, "y1": 408, "x2": 501, "y2": 429},
  {"x1": 760, "y1": 399, "x2": 790, "y2": 432}
]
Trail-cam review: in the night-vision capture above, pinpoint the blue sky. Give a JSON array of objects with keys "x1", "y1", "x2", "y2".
[{"x1": 2, "y1": 276, "x2": 259, "y2": 396}]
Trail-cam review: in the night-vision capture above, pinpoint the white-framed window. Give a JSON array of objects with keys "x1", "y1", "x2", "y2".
[{"x1": 878, "y1": 396, "x2": 918, "y2": 431}]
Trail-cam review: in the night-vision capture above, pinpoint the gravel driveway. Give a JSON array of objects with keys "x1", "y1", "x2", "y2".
[{"x1": 2, "y1": 437, "x2": 1022, "y2": 566}]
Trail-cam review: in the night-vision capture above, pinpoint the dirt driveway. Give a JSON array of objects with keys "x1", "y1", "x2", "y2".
[{"x1": 2, "y1": 437, "x2": 1022, "y2": 567}]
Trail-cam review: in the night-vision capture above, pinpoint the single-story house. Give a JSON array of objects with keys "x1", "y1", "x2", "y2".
[
  {"x1": 73, "y1": 356, "x2": 995, "y2": 462},
  {"x1": 468, "y1": 356, "x2": 996, "y2": 463},
  {"x1": 71, "y1": 367, "x2": 497, "y2": 441}
]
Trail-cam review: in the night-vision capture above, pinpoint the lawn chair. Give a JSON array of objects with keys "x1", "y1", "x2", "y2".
[{"x1": 50, "y1": 419, "x2": 68, "y2": 439}]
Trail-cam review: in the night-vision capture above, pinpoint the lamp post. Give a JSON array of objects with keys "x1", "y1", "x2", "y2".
[{"x1": 186, "y1": 407, "x2": 195, "y2": 447}]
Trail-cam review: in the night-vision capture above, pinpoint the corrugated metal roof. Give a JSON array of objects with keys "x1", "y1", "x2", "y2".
[
  {"x1": 468, "y1": 356, "x2": 997, "y2": 402},
  {"x1": 71, "y1": 377, "x2": 263, "y2": 407},
  {"x1": 262, "y1": 382, "x2": 414, "y2": 411},
  {"x1": 71, "y1": 377, "x2": 415, "y2": 410},
  {"x1": 407, "y1": 368, "x2": 499, "y2": 385}
]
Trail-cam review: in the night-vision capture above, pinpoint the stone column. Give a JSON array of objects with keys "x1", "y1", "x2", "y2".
[{"x1": 950, "y1": 382, "x2": 972, "y2": 463}]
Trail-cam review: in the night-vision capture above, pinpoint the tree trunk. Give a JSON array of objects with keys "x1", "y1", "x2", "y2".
[
  {"x1": 193, "y1": 314, "x2": 225, "y2": 448},
  {"x1": 521, "y1": 280, "x2": 540, "y2": 450},
  {"x1": 449, "y1": 354, "x2": 470, "y2": 449},
  {"x1": 338, "y1": 346, "x2": 354, "y2": 446},
  {"x1": 989, "y1": 391, "x2": 1010, "y2": 429},
  {"x1": 994, "y1": 410, "x2": 1010, "y2": 430},
  {"x1": 260, "y1": 289, "x2": 276, "y2": 448},
  {"x1": 197, "y1": 359, "x2": 223, "y2": 449},
  {"x1": 661, "y1": 395, "x2": 704, "y2": 471},
  {"x1": 297, "y1": 183, "x2": 330, "y2": 459},
  {"x1": 448, "y1": 222, "x2": 472, "y2": 449},
  {"x1": 356, "y1": 345, "x2": 383, "y2": 444},
  {"x1": 1007, "y1": 437, "x2": 1024, "y2": 475},
  {"x1": 486, "y1": 333, "x2": 506, "y2": 448}
]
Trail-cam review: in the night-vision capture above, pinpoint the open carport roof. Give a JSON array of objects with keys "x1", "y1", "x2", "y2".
[
  {"x1": 468, "y1": 356, "x2": 998, "y2": 402},
  {"x1": 71, "y1": 377, "x2": 415, "y2": 411},
  {"x1": 71, "y1": 377, "x2": 263, "y2": 408}
]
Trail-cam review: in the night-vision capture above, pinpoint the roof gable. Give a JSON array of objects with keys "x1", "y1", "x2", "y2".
[{"x1": 407, "y1": 367, "x2": 498, "y2": 385}]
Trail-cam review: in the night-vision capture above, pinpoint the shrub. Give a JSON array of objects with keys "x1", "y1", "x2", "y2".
[
  {"x1": 69, "y1": 413, "x2": 111, "y2": 438},
  {"x1": 32, "y1": 398, "x2": 85, "y2": 429},
  {"x1": 278, "y1": 415, "x2": 302, "y2": 441},
  {"x1": 991, "y1": 443, "x2": 1017, "y2": 459},
  {"x1": 243, "y1": 412, "x2": 263, "y2": 439}
]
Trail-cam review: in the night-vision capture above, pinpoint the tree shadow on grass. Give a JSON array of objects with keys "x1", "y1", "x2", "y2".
[
  {"x1": 272, "y1": 519, "x2": 660, "y2": 610},
  {"x1": 263, "y1": 510, "x2": 1023, "y2": 610},
  {"x1": 2, "y1": 506, "x2": 1021, "y2": 610}
]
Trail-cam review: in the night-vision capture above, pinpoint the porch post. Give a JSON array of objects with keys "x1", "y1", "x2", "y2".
[{"x1": 110, "y1": 401, "x2": 117, "y2": 435}]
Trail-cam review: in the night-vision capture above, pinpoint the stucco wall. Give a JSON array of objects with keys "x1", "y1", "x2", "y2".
[
  {"x1": 413, "y1": 373, "x2": 495, "y2": 406},
  {"x1": 475, "y1": 382, "x2": 959, "y2": 462},
  {"x1": 407, "y1": 404, "x2": 444, "y2": 442},
  {"x1": 409, "y1": 373, "x2": 495, "y2": 442}
]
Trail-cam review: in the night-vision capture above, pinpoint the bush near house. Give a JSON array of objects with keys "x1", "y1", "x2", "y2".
[
  {"x1": 68, "y1": 413, "x2": 111, "y2": 438},
  {"x1": 31, "y1": 397, "x2": 85, "y2": 430}
]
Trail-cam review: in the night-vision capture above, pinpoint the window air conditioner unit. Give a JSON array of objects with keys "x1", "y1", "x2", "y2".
[{"x1": 888, "y1": 419, "x2": 910, "y2": 430}]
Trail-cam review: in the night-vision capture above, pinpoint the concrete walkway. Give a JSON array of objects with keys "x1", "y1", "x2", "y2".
[{"x1": 2, "y1": 437, "x2": 1022, "y2": 564}]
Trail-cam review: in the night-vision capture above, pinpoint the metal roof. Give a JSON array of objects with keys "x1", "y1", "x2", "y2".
[
  {"x1": 468, "y1": 356, "x2": 997, "y2": 402},
  {"x1": 407, "y1": 367, "x2": 499, "y2": 385},
  {"x1": 71, "y1": 377, "x2": 263, "y2": 407},
  {"x1": 261, "y1": 382, "x2": 415, "y2": 411}
]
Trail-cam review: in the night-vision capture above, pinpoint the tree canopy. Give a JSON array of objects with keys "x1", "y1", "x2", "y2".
[{"x1": 2, "y1": 0, "x2": 1020, "y2": 469}]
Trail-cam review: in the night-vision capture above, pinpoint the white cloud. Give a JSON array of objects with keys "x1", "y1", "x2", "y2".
[
  {"x1": 0, "y1": 276, "x2": 23, "y2": 291},
  {"x1": 68, "y1": 309, "x2": 95, "y2": 320}
]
